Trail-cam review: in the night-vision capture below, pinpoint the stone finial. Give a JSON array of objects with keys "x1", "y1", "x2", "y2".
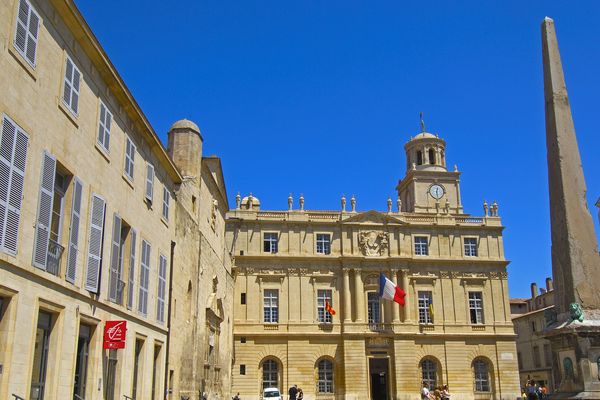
[
  {"x1": 351, "y1": 194, "x2": 356, "y2": 213},
  {"x1": 299, "y1": 193, "x2": 305, "y2": 211},
  {"x1": 288, "y1": 193, "x2": 293, "y2": 211},
  {"x1": 248, "y1": 193, "x2": 254, "y2": 209},
  {"x1": 411, "y1": 162, "x2": 416, "y2": 171},
  {"x1": 483, "y1": 200, "x2": 489, "y2": 216},
  {"x1": 454, "y1": 164, "x2": 458, "y2": 172},
  {"x1": 396, "y1": 196, "x2": 402, "y2": 213},
  {"x1": 491, "y1": 200, "x2": 498, "y2": 216},
  {"x1": 387, "y1": 197, "x2": 392, "y2": 213},
  {"x1": 445, "y1": 198, "x2": 450, "y2": 214},
  {"x1": 236, "y1": 192, "x2": 241, "y2": 209},
  {"x1": 341, "y1": 194, "x2": 346, "y2": 212}
]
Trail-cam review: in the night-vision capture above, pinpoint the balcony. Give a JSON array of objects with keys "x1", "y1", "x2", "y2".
[
  {"x1": 368, "y1": 323, "x2": 391, "y2": 332},
  {"x1": 109, "y1": 278, "x2": 126, "y2": 305},
  {"x1": 46, "y1": 239, "x2": 65, "y2": 276}
]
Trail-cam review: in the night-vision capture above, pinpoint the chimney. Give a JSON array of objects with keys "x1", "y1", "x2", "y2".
[
  {"x1": 546, "y1": 277, "x2": 554, "y2": 291},
  {"x1": 531, "y1": 282, "x2": 538, "y2": 299}
]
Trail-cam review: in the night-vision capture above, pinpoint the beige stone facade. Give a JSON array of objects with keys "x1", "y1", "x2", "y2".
[
  {"x1": 0, "y1": 1, "x2": 233, "y2": 400},
  {"x1": 226, "y1": 132, "x2": 521, "y2": 400}
]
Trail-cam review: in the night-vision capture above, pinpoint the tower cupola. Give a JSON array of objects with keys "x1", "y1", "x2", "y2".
[
  {"x1": 404, "y1": 131, "x2": 447, "y2": 173},
  {"x1": 167, "y1": 119, "x2": 203, "y2": 178}
]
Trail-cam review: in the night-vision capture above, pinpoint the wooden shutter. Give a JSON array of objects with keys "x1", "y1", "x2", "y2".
[
  {"x1": 145, "y1": 164, "x2": 154, "y2": 202},
  {"x1": 66, "y1": 178, "x2": 83, "y2": 283},
  {"x1": 127, "y1": 229, "x2": 137, "y2": 309},
  {"x1": 14, "y1": 0, "x2": 39, "y2": 67},
  {"x1": 138, "y1": 240, "x2": 150, "y2": 315},
  {"x1": 98, "y1": 102, "x2": 112, "y2": 151},
  {"x1": 32, "y1": 151, "x2": 56, "y2": 270},
  {"x1": 0, "y1": 116, "x2": 29, "y2": 255},
  {"x1": 157, "y1": 254, "x2": 167, "y2": 322},
  {"x1": 63, "y1": 57, "x2": 80, "y2": 114},
  {"x1": 162, "y1": 187, "x2": 169, "y2": 221},
  {"x1": 63, "y1": 58, "x2": 73, "y2": 106},
  {"x1": 85, "y1": 194, "x2": 106, "y2": 293},
  {"x1": 108, "y1": 213, "x2": 122, "y2": 302}
]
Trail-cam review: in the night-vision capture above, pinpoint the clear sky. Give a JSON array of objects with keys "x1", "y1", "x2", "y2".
[{"x1": 76, "y1": 1, "x2": 600, "y2": 299}]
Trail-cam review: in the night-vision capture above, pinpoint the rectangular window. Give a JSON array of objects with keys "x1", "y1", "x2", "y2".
[
  {"x1": 263, "y1": 232, "x2": 278, "y2": 253},
  {"x1": 62, "y1": 56, "x2": 81, "y2": 115},
  {"x1": 240, "y1": 337, "x2": 246, "y2": 343},
  {"x1": 132, "y1": 338, "x2": 144, "y2": 400},
  {"x1": 152, "y1": 344, "x2": 161, "y2": 400},
  {"x1": 240, "y1": 364, "x2": 246, "y2": 375},
  {"x1": 414, "y1": 236, "x2": 428, "y2": 256},
  {"x1": 85, "y1": 194, "x2": 106, "y2": 293},
  {"x1": 97, "y1": 101, "x2": 112, "y2": 152},
  {"x1": 73, "y1": 324, "x2": 91, "y2": 399},
  {"x1": 0, "y1": 115, "x2": 29, "y2": 255},
  {"x1": 464, "y1": 237, "x2": 478, "y2": 257},
  {"x1": 544, "y1": 344, "x2": 552, "y2": 367},
  {"x1": 263, "y1": 289, "x2": 278, "y2": 323},
  {"x1": 418, "y1": 291, "x2": 433, "y2": 324},
  {"x1": 30, "y1": 311, "x2": 52, "y2": 400},
  {"x1": 138, "y1": 240, "x2": 151, "y2": 315},
  {"x1": 14, "y1": 0, "x2": 40, "y2": 67},
  {"x1": 162, "y1": 187, "x2": 169, "y2": 221},
  {"x1": 531, "y1": 320, "x2": 536, "y2": 332},
  {"x1": 105, "y1": 349, "x2": 118, "y2": 400},
  {"x1": 518, "y1": 352, "x2": 523, "y2": 370},
  {"x1": 367, "y1": 292, "x2": 381, "y2": 324},
  {"x1": 124, "y1": 136, "x2": 136, "y2": 180},
  {"x1": 317, "y1": 289, "x2": 333, "y2": 323},
  {"x1": 533, "y1": 345, "x2": 541, "y2": 368},
  {"x1": 469, "y1": 292, "x2": 484, "y2": 324},
  {"x1": 240, "y1": 293, "x2": 246, "y2": 305},
  {"x1": 316, "y1": 233, "x2": 331, "y2": 254},
  {"x1": 145, "y1": 164, "x2": 154, "y2": 202},
  {"x1": 157, "y1": 254, "x2": 167, "y2": 323}
]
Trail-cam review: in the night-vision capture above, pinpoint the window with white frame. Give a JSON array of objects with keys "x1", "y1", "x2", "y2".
[
  {"x1": 97, "y1": 101, "x2": 112, "y2": 152},
  {"x1": 421, "y1": 359, "x2": 437, "y2": 389},
  {"x1": 318, "y1": 359, "x2": 334, "y2": 393},
  {"x1": 263, "y1": 289, "x2": 278, "y2": 323},
  {"x1": 162, "y1": 186, "x2": 169, "y2": 221},
  {"x1": 62, "y1": 56, "x2": 81, "y2": 115},
  {"x1": 263, "y1": 232, "x2": 278, "y2": 253},
  {"x1": 367, "y1": 292, "x2": 381, "y2": 324},
  {"x1": 316, "y1": 233, "x2": 331, "y2": 254},
  {"x1": 473, "y1": 359, "x2": 490, "y2": 392},
  {"x1": 124, "y1": 136, "x2": 135, "y2": 180},
  {"x1": 418, "y1": 291, "x2": 433, "y2": 324},
  {"x1": 464, "y1": 237, "x2": 478, "y2": 257},
  {"x1": 262, "y1": 359, "x2": 278, "y2": 390},
  {"x1": 468, "y1": 292, "x2": 484, "y2": 324},
  {"x1": 414, "y1": 236, "x2": 428, "y2": 256},
  {"x1": 317, "y1": 289, "x2": 333, "y2": 323},
  {"x1": 14, "y1": 0, "x2": 40, "y2": 67}
]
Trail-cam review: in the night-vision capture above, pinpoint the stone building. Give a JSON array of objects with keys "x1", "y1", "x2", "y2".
[
  {"x1": 0, "y1": 1, "x2": 232, "y2": 400},
  {"x1": 226, "y1": 130, "x2": 521, "y2": 400},
  {"x1": 510, "y1": 279, "x2": 556, "y2": 391}
]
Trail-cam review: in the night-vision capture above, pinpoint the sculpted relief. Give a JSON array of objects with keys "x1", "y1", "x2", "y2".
[{"x1": 358, "y1": 231, "x2": 389, "y2": 256}]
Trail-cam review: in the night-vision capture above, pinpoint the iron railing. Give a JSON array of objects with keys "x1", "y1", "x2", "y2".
[{"x1": 46, "y1": 238, "x2": 65, "y2": 276}]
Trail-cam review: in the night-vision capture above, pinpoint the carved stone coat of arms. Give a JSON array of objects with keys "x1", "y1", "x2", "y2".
[{"x1": 358, "y1": 231, "x2": 389, "y2": 256}]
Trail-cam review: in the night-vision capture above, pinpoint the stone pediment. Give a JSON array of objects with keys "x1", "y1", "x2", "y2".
[{"x1": 342, "y1": 210, "x2": 405, "y2": 225}]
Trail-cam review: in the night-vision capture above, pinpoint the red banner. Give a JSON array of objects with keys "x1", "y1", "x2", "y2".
[{"x1": 103, "y1": 320, "x2": 127, "y2": 349}]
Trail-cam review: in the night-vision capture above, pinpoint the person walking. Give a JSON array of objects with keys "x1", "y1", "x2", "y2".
[
  {"x1": 421, "y1": 383, "x2": 432, "y2": 400},
  {"x1": 441, "y1": 384, "x2": 450, "y2": 400},
  {"x1": 527, "y1": 380, "x2": 539, "y2": 400},
  {"x1": 297, "y1": 388, "x2": 304, "y2": 400},
  {"x1": 289, "y1": 384, "x2": 298, "y2": 400}
]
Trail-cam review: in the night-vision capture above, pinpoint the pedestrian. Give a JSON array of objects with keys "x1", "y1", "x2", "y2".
[
  {"x1": 540, "y1": 385, "x2": 548, "y2": 400},
  {"x1": 232, "y1": 392, "x2": 241, "y2": 400},
  {"x1": 297, "y1": 388, "x2": 304, "y2": 400},
  {"x1": 527, "y1": 380, "x2": 538, "y2": 400},
  {"x1": 289, "y1": 384, "x2": 298, "y2": 400},
  {"x1": 433, "y1": 386, "x2": 441, "y2": 400},
  {"x1": 441, "y1": 384, "x2": 450, "y2": 400},
  {"x1": 421, "y1": 383, "x2": 432, "y2": 400}
]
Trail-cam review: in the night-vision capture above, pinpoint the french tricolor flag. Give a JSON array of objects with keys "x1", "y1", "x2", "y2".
[{"x1": 379, "y1": 273, "x2": 406, "y2": 306}]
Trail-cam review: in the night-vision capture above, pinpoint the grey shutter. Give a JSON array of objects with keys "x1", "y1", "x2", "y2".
[
  {"x1": 145, "y1": 164, "x2": 154, "y2": 202},
  {"x1": 63, "y1": 58, "x2": 73, "y2": 105},
  {"x1": 14, "y1": 0, "x2": 29, "y2": 54},
  {"x1": 138, "y1": 240, "x2": 150, "y2": 315},
  {"x1": 85, "y1": 194, "x2": 106, "y2": 293},
  {"x1": 32, "y1": 151, "x2": 56, "y2": 269},
  {"x1": 25, "y1": 4, "x2": 39, "y2": 66},
  {"x1": 162, "y1": 187, "x2": 169, "y2": 221},
  {"x1": 66, "y1": 178, "x2": 83, "y2": 283},
  {"x1": 157, "y1": 254, "x2": 166, "y2": 322},
  {"x1": 108, "y1": 213, "x2": 122, "y2": 302},
  {"x1": 0, "y1": 116, "x2": 29, "y2": 255},
  {"x1": 127, "y1": 229, "x2": 137, "y2": 309},
  {"x1": 14, "y1": 0, "x2": 39, "y2": 67}
]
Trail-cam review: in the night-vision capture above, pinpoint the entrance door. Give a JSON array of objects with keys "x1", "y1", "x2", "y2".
[{"x1": 369, "y1": 358, "x2": 389, "y2": 400}]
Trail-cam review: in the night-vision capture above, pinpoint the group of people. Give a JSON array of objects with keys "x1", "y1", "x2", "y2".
[
  {"x1": 421, "y1": 383, "x2": 450, "y2": 400},
  {"x1": 522, "y1": 380, "x2": 548, "y2": 400},
  {"x1": 288, "y1": 384, "x2": 304, "y2": 399}
]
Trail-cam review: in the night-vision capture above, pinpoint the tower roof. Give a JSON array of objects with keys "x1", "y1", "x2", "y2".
[{"x1": 170, "y1": 119, "x2": 200, "y2": 134}]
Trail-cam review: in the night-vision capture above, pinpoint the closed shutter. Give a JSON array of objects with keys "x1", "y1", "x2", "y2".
[
  {"x1": 138, "y1": 239, "x2": 150, "y2": 315},
  {"x1": 145, "y1": 164, "x2": 154, "y2": 202},
  {"x1": 66, "y1": 178, "x2": 83, "y2": 283},
  {"x1": 85, "y1": 194, "x2": 106, "y2": 293},
  {"x1": 14, "y1": 0, "x2": 40, "y2": 67},
  {"x1": 157, "y1": 254, "x2": 167, "y2": 322},
  {"x1": 32, "y1": 151, "x2": 56, "y2": 270},
  {"x1": 0, "y1": 116, "x2": 29, "y2": 255},
  {"x1": 63, "y1": 57, "x2": 81, "y2": 114},
  {"x1": 97, "y1": 101, "x2": 112, "y2": 151},
  {"x1": 127, "y1": 229, "x2": 137, "y2": 309},
  {"x1": 162, "y1": 187, "x2": 169, "y2": 221},
  {"x1": 124, "y1": 137, "x2": 135, "y2": 179},
  {"x1": 108, "y1": 213, "x2": 122, "y2": 302}
]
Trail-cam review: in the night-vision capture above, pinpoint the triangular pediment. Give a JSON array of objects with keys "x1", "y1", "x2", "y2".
[{"x1": 341, "y1": 210, "x2": 405, "y2": 225}]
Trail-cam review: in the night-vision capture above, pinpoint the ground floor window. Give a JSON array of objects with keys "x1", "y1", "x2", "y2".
[
  {"x1": 105, "y1": 349, "x2": 118, "y2": 400},
  {"x1": 474, "y1": 359, "x2": 491, "y2": 392},
  {"x1": 262, "y1": 359, "x2": 278, "y2": 390},
  {"x1": 421, "y1": 359, "x2": 437, "y2": 389},
  {"x1": 30, "y1": 311, "x2": 52, "y2": 400},
  {"x1": 73, "y1": 324, "x2": 91, "y2": 399},
  {"x1": 318, "y1": 359, "x2": 334, "y2": 393}
]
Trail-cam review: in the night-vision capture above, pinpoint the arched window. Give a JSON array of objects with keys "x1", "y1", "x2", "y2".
[
  {"x1": 440, "y1": 150, "x2": 445, "y2": 166},
  {"x1": 262, "y1": 359, "x2": 278, "y2": 390},
  {"x1": 473, "y1": 359, "x2": 490, "y2": 392},
  {"x1": 417, "y1": 151, "x2": 423, "y2": 165},
  {"x1": 421, "y1": 359, "x2": 437, "y2": 389},
  {"x1": 429, "y1": 148, "x2": 435, "y2": 165},
  {"x1": 318, "y1": 359, "x2": 334, "y2": 393}
]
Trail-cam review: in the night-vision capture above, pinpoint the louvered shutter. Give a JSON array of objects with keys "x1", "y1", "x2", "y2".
[
  {"x1": 162, "y1": 187, "x2": 169, "y2": 221},
  {"x1": 0, "y1": 116, "x2": 29, "y2": 255},
  {"x1": 25, "y1": 4, "x2": 39, "y2": 66},
  {"x1": 32, "y1": 151, "x2": 56, "y2": 270},
  {"x1": 108, "y1": 213, "x2": 122, "y2": 302},
  {"x1": 97, "y1": 102, "x2": 112, "y2": 151},
  {"x1": 85, "y1": 194, "x2": 106, "y2": 293},
  {"x1": 145, "y1": 164, "x2": 154, "y2": 202},
  {"x1": 138, "y1": 240, "x2": 150, "y2": 315},
  {"x1": 14, "y1": 0, "x2": 39, "y2": 67},
  {"x1": 127, "y1": 229, "x2": 137, "y2": 309},
  {"x1": 14, "y1": 0, "x2": 29, "y2": 55},
  {"x1": 63, "y1": 58, "x2": 73, "y2": 105},
  {"x1": 157, "y1": 254, "x2": 167, "y2": 322},
  {"x1": 66, "y1": 178, "x2": 82, "y2": 283}
]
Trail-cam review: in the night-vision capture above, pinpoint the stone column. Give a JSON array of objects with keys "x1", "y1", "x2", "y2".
[
  {"x1": 343, "y1": 268, "x2": 352, "y2": 322},
  {"x1": 391, "y1": 269, "x2": 400, "y2": 323},
  {"x1": 402, "y1": 269, "x2": 412, "y2": 322},
  {"x1": 354, "y1": 268, "x2": 365, "y2": 322}
]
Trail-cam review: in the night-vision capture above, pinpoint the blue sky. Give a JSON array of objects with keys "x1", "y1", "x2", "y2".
[{"x1": 76, "y1": 1, "x2": 600, "y2": 298}]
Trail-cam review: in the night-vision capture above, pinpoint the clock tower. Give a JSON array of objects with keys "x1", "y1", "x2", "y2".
[{"x1": 396, "y1": 128, "x2": 464, "y2": 214}]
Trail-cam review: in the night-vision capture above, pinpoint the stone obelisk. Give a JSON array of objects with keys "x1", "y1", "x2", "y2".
[{"x1": 542, "y1": 17, "x2": 600, "y2": 398}]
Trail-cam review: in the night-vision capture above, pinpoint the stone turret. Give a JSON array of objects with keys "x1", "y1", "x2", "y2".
[
  {"x1": 404, "y1": 132, "x2": 447, "y2": 173},
  {"x1": 167, "y1": 119, "x2": 203, "y2": 179}
]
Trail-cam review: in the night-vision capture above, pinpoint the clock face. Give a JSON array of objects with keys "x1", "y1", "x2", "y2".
[{"x1": 429, "y1": 184, "x2": 444, "y2": 199}]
